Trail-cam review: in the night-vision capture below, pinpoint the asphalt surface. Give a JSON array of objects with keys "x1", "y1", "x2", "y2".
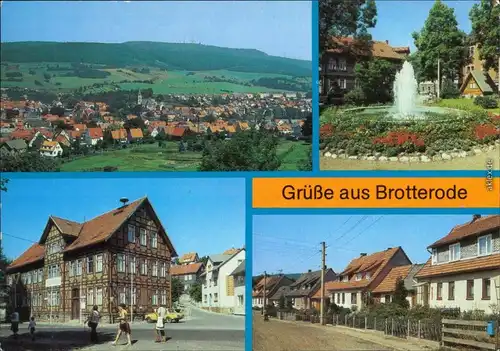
[{"x1": 0, "y1": 305, "x2": 245, "y2": 350}]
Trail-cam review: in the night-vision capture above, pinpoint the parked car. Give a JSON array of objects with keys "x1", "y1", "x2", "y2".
[{"x1": 144, "y1": 309, "x2": 184, "y2": 323}]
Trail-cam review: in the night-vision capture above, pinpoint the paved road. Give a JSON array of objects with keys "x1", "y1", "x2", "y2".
[{"x1": 0, "y1": 306, "x2": 245, "y2": 350}]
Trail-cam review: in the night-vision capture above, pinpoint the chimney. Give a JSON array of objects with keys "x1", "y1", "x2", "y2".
[
  {"x1": 472, "y1": 214, "x2": 481, "y2": 221},
  {"x1": 119, "y1": 197, "x2": 129, "y2": 206},
  {"x1": 386, "y1": 40, "x2": 389, "y2": 44},
  {"x1": 360, "y1": 253, "x2": 367, "y2": 257}
]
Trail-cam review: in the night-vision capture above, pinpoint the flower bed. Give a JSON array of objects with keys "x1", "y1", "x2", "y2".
[{"x1": 320, "y1": 109, "x2": 500, "y2": 162}]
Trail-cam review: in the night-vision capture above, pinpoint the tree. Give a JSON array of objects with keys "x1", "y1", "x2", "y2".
[
  {"x1": 189, "y1": 282, "x2": 202, "y2": 303},
  {"x1": 469, "y1": 0, "x2": 500, "y2": 91},
  {"x1": 320, "y1": 0, "x2": 377, "y2": 56},
  {"x1": 278, "y1": 294, "x2": 286, "y2": 309},
  {"x1": 412, "y1": 0, "x2": 468, "y2": 84},
  {"x1": 355, "y1": 58, "x2": 400, "y2": 104},
  {"x1": 199, "y1": 127, "x2": 281, "y2": 171},
  {"x1": 199, "y1": 256, "x2": 209, "y2": 266},
  {"x1": 392, "y1": 277, "x2": 410, "y2": 309},
  {"x1": 49, "y1": 106, "x2": 65, "y2": 117},
  {"x1": 0, "y1": 178, "x2": 8, "y2": 192},
  {"x1": 171, "y1": 278, "x2": 184, "y2": 303},
  {"x1": 297, "y1": 147, "x2": 312, "y2": 171},
  {"x1": 286, "y1": 298, "x2": 293, "y2": 310},
  {"x1": 0, "y1": 152, "x2": 60, "y2": 172},
  {"x1": 301, "y1": 113, "x2": 312, "y2": 138}
]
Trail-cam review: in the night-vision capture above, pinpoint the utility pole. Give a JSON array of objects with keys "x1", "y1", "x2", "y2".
[
  {"x1": 263, "y1": 271, "x2": 268, "y2": 321},
  {"x1": 320, "y1": 241, "x2": 326, "y2": 326},
  {"x1": 130, "y1": 256, "x2": 134, "y2": 324},
  {"x1": 437, "y1": 57, "x2": 441, "y2": 100}
]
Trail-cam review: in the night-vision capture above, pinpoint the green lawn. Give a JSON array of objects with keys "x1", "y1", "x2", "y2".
[
  {"x1": 429, "y1": 98, "x2": 500, "y2": 114},
  {"x1": 60, "y1": 140, "x2": 309, "y2": 172}
]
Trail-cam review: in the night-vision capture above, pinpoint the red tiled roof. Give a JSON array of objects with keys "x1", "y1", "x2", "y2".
[
  {"x1": 179, "y1": 252, "x2": 197, "y2": 263},
  {"x1": 415, "y1": 255, "x2": 500, "y2": 279},
  {"x1": 129, "y1": 128, "x2": 143, "y2": 138},
  {"x1": 326, "y1": 37, "x2": 407, "y2": 60},
  {"x1": 170, "y1": 127, "x2": 186, "y2": 137},
  {"x1": 87, "y1": 128, "x2": 103, "y2": 139},
  {"x1": 7, "y1": 244, "x2": 45, "y2": 270},
  {"x1": 51, "y1": 216, "x2": 82, "y2": 236},
  {"x1": 372, "y1": 265, "x2": 412, "y2": 294},
  {"x1": 428, "y1": 215, "x2": 500, "y2": 249},
  {"x1": 171, "y1": 263, "x2": 203, "y2": 276},
  {"x1": 111, "y1": 129, "x2": 127, "y2": 140}
]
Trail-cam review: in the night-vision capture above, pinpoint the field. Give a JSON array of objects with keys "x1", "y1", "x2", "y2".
[
  {"x1": 1, "y1": 62, "x2": 307, "y2": 94},
  {"x1": 60, "y1": 140, "x2": 309, "y2": 172},
  {"x1": 253, "y1": 313, "x2": 436, "y2": 351}
]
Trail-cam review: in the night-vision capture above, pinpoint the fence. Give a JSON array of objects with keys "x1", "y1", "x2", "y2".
[{"x1": 441, "y1": 318, "x2": 498, "y2": 350}]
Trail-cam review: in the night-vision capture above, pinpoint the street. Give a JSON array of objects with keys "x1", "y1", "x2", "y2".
[{"x1": 0, "y1": 306, "x2": 245, "y2": 351}]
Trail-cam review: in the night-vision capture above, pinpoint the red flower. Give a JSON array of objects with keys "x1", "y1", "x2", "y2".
[
  {"x1": 320, "y1": 124, "x2": 334, "y2": 139},
  {"x1": 372, "y1": 131, "x2": 424, "y2": 147},
  {"x1": 475, "y1": 124, "x2": 499, "y2": 140}
]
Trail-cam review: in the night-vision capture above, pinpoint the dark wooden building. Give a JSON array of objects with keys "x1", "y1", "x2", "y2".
[
  {"x1": 6, "y1": 197, "x2": 177, "y2": 323},
  {"x1": 320, "y1": 38, "x2": 409, "y2": 103}
]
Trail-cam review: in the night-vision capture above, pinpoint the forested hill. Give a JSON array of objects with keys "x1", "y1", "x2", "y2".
[{"x1": 1, "y1": 41, "x2": 312, "y2": 77}]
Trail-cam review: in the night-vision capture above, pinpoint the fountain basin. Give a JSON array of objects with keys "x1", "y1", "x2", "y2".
[{"x1": 344, "y1": 105, "x2": 461, "y2": 121}]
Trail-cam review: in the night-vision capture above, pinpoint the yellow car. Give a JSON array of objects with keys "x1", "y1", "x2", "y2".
[{"x1": 145, "y1": 309, "x2": 184, "y2": 323}]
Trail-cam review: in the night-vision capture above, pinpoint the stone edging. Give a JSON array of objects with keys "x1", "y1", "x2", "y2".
[{"x1": 322, "y1": 140, "x2": 499, "y2": 163}]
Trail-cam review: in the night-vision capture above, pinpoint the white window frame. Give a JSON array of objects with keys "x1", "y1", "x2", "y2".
[
  {"x1": 449, "y1": 243, "x2": 461, "y2": 261},
  {"x1": 161, "y1": 290, "x2": 167, "y2": 305},
  {"x1": 355, "y1": 273, "x2": 362, "y2": 281},
  {"x1": 478, "y1": 234, "x2": 492, "y2": 256},
  {"x1": 160, "y1": 262, "x2": 166, "y2": 277},
  {"x1": 152, "y1": 290, "x2": 158, "y2": 305},
  {"x1": 129, "y1": 256, "x2": 136, "y2": 274},
  {"x1": 128, "y1": 225, "x2": 135, "y2": 243},
  {"x1": 96, "y1": 288, "x2": 103, "y2": 305},
  {"x1": 87, "y1": 287, "x2": 95, "y2": 305},
  {"x1": 151, "y1": 232, "x2": 157, "y2": 248},
  {"x1": 96, "y1": 254, "x2": 103, "y2": 273},
  {"x1": 117, "y1": 254, "x2": 125, "y2": 273},
  {"x1": 119, "y1": 288, "x2": 126, "y2": 304},
  {"x1": 87, "y1": 256, "x2": 94, "y2": 273},
  {"x1": 152, "y1": 261, "x2": 158, "y2": 277},
  {"x1": 431, "y1": 248, "x2": 438, "y2": 264},
  {"x1": 132, "y1": 287, "x2": 137, "y2": 305},
  {"x1": 140, "y1": 228, "x2": 147, "y2": 246},
  {"x1": 77, "y1": 260, "x2": 82, "y2": 276}
]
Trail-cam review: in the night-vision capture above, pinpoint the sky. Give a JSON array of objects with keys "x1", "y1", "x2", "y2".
[
  {"x1": 253, "y1": 214, "x2": 486, "y2": 275},
  {"x1": 0, "y1": 1, "x2": 312, "y2": 61},
  {"x1": 372, "y1": 1, "x2": 479, "y2": 52},
  {"x1": 1, "y1": 177, "x2": 245, "y2": 260}
]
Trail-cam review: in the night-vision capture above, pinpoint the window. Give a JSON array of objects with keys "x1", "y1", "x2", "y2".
[
  {"x1": 466, "y1": 280, "x2": 474, "y2": 300},
  {"x1": 342, "y1": 276, "x2": 348, "y2": 282},
  {"x1": 160, "y1": 262, "x2": 166, "y2": 277},
  {"x1": 87, "y1": 287, "x2": 95, "y2": 305},
  {"x1": 152, "y1": 290, "x2": 158, "y2": 305},
  {"x1": 77, "y1": 260, "x2": 82, "y2": 276},
  {"x1": 339, "y1": 79, "x2": 346, "y2": 89},
  {"x1": 129, "y1": 256, "x2": 136, "y2": 274},
  {"x1": 152, "y1": 261, "x2": 158, "y2": 277},
  {"x1": 161, "y1": 290, "x2": 167, "y2": 305},
  {"x1": 214, "y1": 293, "x2": 218, "y2": 302},
  {"x1": 119, "y1": 288, "x2": 126, "y2": 304},
  {"x1": 448, "y1": 281, "x2": 455, "y2": 300},
  {"x1": 449, "y1": 244, "x2": 460, "y2": 261},
  {"x1": 328, "y1": 58, "x2": 336, "y2": 71},
  {"x1": 478, "y1": 235, "x2": 492, "y2": 256},
  {"x1": 482, "y1": 279, "x2": 491, "y2": 300},
  {"x1": 27, "y1": 272, "x2": 32, "y2": 285},
  {"x1": 431, "y1": 248, "x2": 437, "y2": 264},
  {"x1": 96, "y1": 288, "x2": 103, "y2": 305},
  {"x1": 351, "y1": 293, "x2": 358, "y2": 305},
  {"x1": 117, "y1": 254, "x2": 125, "y2": 273},
  {"x1": 38, "y1": 269, "x2": 43, "y2": 282},
  {"x1": 151, "y1": 232, "x2": 157, "y2": 248},
  {"x1": 338, "y1": 58, "x2": 347, "y2": 71},
  {"x1": 342, "y1": 293, "x2": 345, "y2": 304},
  {"x1": 141, "y1": 259, "x2": 148, "y2": 275},
  {"x1": 131, "y1": 288, "x2": 137, "y2": 305},
  {"x1": 128, "y1": 225, "x2": 135, "y2": 243},
  {"x1": 87, "y1": 256, "x2": 94, "y2": 273},
  {"x1": 140, "y1": 228, "x2": 147, "y2": 246},
  {"x1": 204, "y1": 295, "x2": 207, "y2": 303},
  {"x1": 48, "y1": 265, "x2": 60, "y2": 278},
  {"x1": 355, "y1": 273, "x2": 362, "y2": 281},
  {"x1": 96, "y1": 254, "x2": 103, "y2": 273},
  {"x1": 385, "y1": 295, "x2": 391, "y2": 303},
  {"x1": 437, "y1": 283, "x2": 443, "y2": 300},
  {"x1": 365, "y1": 272, "x2": 371, "y2": 280}
]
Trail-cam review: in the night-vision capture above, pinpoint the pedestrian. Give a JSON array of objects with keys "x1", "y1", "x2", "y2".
[
  {"x1": 10, "y1": 310, "x2": 19, "y2": 339},
  {"x1": 86, "y1": 305, "x2": 100, "y2": 343},
  {"x1": 155, "y1": 305, "x2": 167, "y2": 343},
  {"x1": 28, "y1": 316, "x2": 36, "y2": 341},
  {"x1": 112, "y1": 304, "x2": 132, "y2": 346}
]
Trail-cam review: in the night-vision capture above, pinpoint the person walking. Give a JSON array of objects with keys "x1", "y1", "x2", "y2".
[
  {"x1": 10, "y1": 310, "x2": 19, "y2": 339},
  {"x1": 112, "y1": 304, "x2": 132, "y2": 346},
  {"x1": 28, "y1": 316, "x2": 36, "y2": 341},
  {"x1": 87, "y1": 305, "x2": 100, "y2": 343},
  {"x1": 155, "y1": 305, "x2": 167, "y2": 343}
]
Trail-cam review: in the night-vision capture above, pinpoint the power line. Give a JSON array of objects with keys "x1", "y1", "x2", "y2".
[
  {"x1": 323, "y1": 216, "x2": 352, "y2": 243},
  {"x1": 2, "y1": 232, "x2": 38, "y2": 244},
  {"x1": 342, "y1": 216, "x2": 385, "y2": 247},
  {"x1": 253, "y1": 233, "x2": 317, "y2": 248},
  {"x1": 332, "y1": 216, "x2": 368, "y2": 244}
]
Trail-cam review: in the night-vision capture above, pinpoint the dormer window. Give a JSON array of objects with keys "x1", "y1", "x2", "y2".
[
  {"x1": 431, "y1": 248, "x2": 437, "y2": 264},
  {"x1": 343, "y1": 276, "x2": 348, "y2": 282},
  {"x1": 365, "y1": 272, "x2": 371, "y2": 280},
  {"x1": 478, "y1": 235, "x2": 492, "y2": 256},
  {"x1": 355, "y1": 273, "x2": 362, "y2": 281},
  {"x1": 449, "y1": 243, "x2": 461, "y2": 261}
]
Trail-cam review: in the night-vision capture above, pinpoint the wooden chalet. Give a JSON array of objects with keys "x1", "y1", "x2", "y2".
[
  {"x1": 6, "y1": 197, "x2": 177, "y2": 323},
  {"x1": 459, "y1": 70, "x2": 497, "y2": 97}
]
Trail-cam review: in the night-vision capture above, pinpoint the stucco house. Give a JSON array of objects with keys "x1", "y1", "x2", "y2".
[
  {"x1": 371, "y1": 264, "x2": 424, "y2": 307},
  {"x1": 323, "y1": 247, "x2": 412, "y2": 311},
  {"x1": 170, "y1": 262, "x2": 204, "y2": 293},
  {"x1": 252, "y1": 274, "x2": 295, "y2": 308},
  {"x1": 201, "y1": 249, "x2": 245, "y2": 314},
  {"x1": 414, "y1": 215, "x2": 500, "y2": 314},
  {"x1": 288, "y1": 269, "x2": 337, "y2": 310},
  {"x1": 230, "y1": 260, "x2": 245, "y2": 315},
  {"x1": 39, "y1": 140, "x2": 63, "y2": 157}
]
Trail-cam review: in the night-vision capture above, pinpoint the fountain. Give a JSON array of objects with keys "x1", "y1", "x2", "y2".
[{"x1": 393, "y1": 61, "x2": 418, "y2": 117}]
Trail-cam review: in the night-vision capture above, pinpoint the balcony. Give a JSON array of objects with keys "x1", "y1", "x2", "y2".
[{"x1": 45, "y1": 277, "x2": 61, "y2": 287}]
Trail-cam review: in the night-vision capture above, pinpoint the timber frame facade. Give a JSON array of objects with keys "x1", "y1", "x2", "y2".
[{"x1": 6, "y1": 197, "x2": 177, "y2": 323}]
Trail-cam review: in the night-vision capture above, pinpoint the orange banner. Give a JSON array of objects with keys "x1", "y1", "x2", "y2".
[{"x1": 252, "y1": 177, "x2": 500, "y2": 208}]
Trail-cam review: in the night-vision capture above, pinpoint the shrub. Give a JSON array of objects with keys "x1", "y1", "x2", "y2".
[
  {"x1": 440, "y1": 79, "x2": 460, "y2": 99},
  {"x1": 474, "y1": 96, "x2": 498, "y2": 109},
  {"x1": 344, "y1": 87, "x2": 366, "y2": 106}
]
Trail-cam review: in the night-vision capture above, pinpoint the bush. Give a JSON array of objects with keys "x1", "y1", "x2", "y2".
[
  {"x1": 344, "y1": 87, "x2": 366, "y2": 106},
  {"x1": 474, "y1": 96, "x2": 498, "y2": 109},
  {"x1": 440, "y1": 79, "x2": 460, "y2": 99}
]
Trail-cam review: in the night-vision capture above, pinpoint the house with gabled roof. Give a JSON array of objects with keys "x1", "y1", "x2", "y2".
[
  {"x1": 323, "y1": 247, "x2": 412, "y2": 310},
  {"x1": 289, "y1": 268, "x2": 337, "y2": 310},
  {"x1": 0, "y1": 139, "x2": 27, "y2": 156},
  {"x1": 414, "y1": 215, "x2": 500, "y2": 314},
  {"x1": 252, "y1": 274, "x2": 295, "y2": 308},
  {"x1": 371, "y1": 264, "x2": 424, "y2": 307},
  {"x1": 230, "y1": 260, "x2": 245, "y2": 315},
  {"x1": 459, "y1": 70, "x2": 497, "y2": 97},
  {"x1": 178, "y1": 252, "x2": 199, "y2": 265},
  {"x1": 6, "y1": 197, "x2": 177, "y2": 323},
  {"x1": 200, "y1": 248, "x2": 245, "y2": 313},
  {"x1": 39, "y1": 140, "x2": 63, "y2": 157},
  {"x1": 171, "y1": 262, "x2": 204, "y2": 293}
]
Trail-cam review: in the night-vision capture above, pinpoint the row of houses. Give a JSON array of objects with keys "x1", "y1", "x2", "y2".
[{"x1": 254, "y1": 215, "x2": 500, "y2": 314}]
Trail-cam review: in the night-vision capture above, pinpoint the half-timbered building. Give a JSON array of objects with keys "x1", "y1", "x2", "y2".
[{"x1": 6, "y1": 196, "x2": 177, "y2": 323}]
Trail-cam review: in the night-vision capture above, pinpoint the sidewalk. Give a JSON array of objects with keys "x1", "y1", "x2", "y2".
[{"x1": 190, "y1": 304, "x2": 244, "y2": 318}]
